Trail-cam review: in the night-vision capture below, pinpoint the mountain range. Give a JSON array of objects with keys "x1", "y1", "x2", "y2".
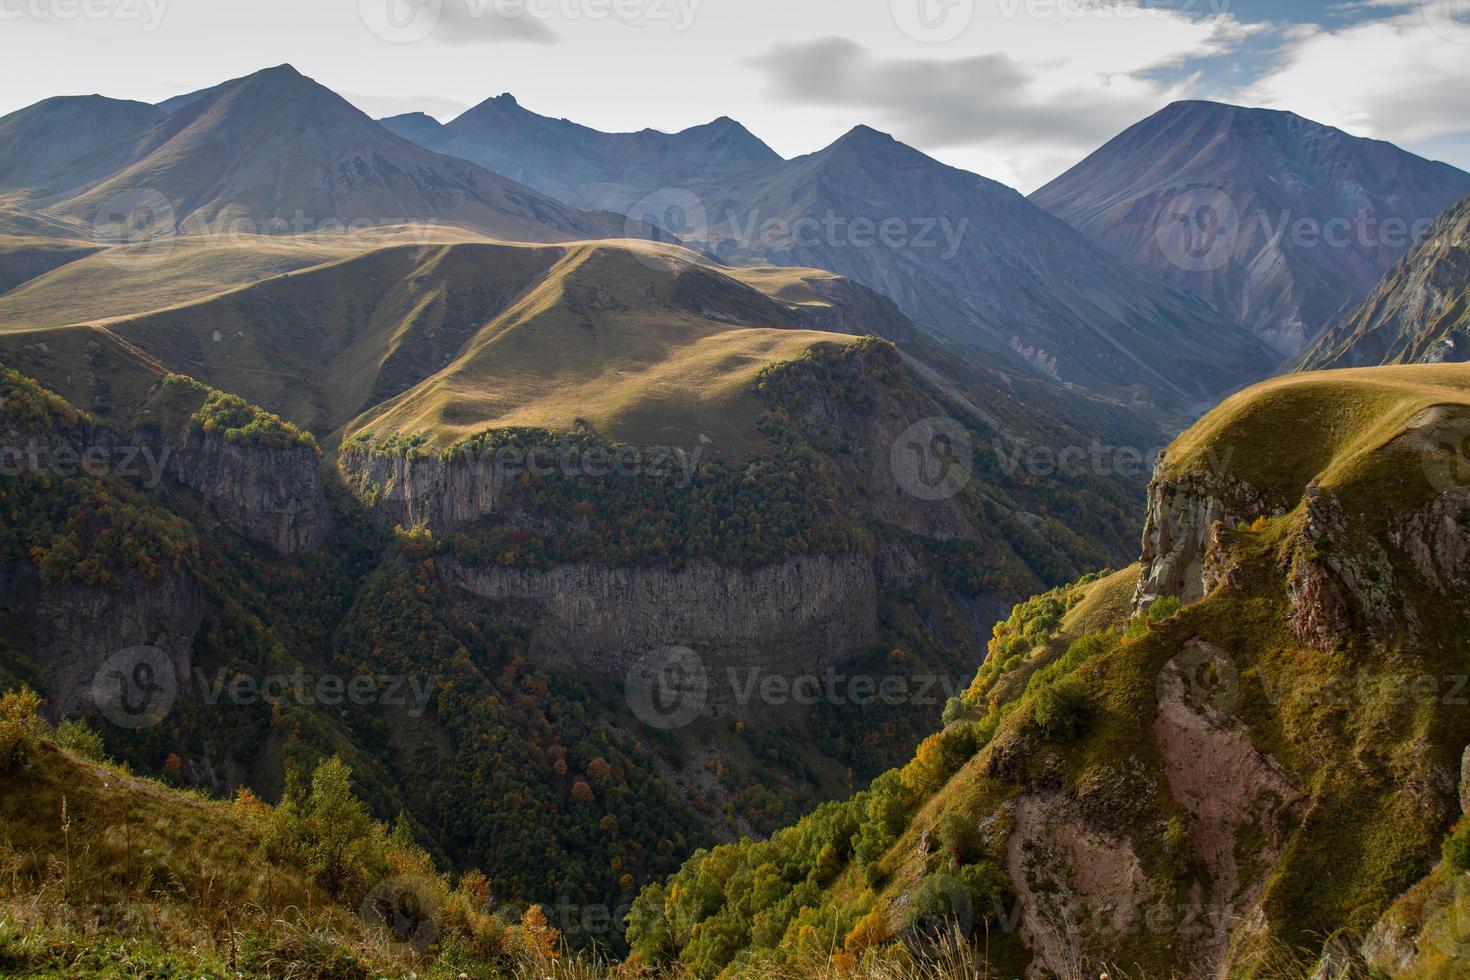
[
  {"x1": 0, "y1": 65, "x2": 644, "y2": 243},
  {"x1": 1299, "y1": 191, "x2": 1470, "y2": 369},
  {"x1": 381, "y1": 93, "x2": 779, "y2": 210},
  {"x1": 4, "y1": 59, "x2": 1470, "y2": 979},
  {"x1": 1031, "y1": 100, "x2": 1470, "y2": 357}
]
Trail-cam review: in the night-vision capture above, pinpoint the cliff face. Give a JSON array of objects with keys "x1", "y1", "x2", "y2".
[
  {"x1": 443, "y1": 547, "x2": 923, "y2": 712},
  {"x1": 149, "y1": 426, "x2": 332, "y2": 554},
  {"x1": 0, "y1": 562, "x2": 205, "y2": 720},
  {"x1": 337, "y1": 444, "x2": 508, "y2": 532},
  {"x1": 1287, "y1": 485, "x2": 1470, "y2": 648},
  {"x1": 1132, "y1": 468, "x2": 1270, "y2": 612}
]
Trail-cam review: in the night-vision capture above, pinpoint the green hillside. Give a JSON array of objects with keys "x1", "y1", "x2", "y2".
[{"x1": 628, "y1": 363, "x2": 1470, "y2": 977}]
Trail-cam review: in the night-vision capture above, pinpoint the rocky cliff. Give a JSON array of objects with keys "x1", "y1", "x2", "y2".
[
  {"x1": 146, "y1": 424, "x2": 332, "y2": 554},
  {"x1": 336, "y1": 442, "x2": 508, "y2": 532},
  {"x1": 1132, "y1": 467, "x2": 1270, "y2": 612},
  {"x1": 0, "y1": 562, "x2": 205, "y2": 721},
  {"x1": 442, "y1": 549, "x2": 922, "y2": 710}
]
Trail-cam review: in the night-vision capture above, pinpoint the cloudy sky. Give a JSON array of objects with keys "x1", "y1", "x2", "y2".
[{"x1": 2, "y1": 0, "x2": 1468, "y2": 191}]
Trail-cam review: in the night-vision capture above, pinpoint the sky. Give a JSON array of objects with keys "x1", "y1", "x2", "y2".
[{"x1": 1, "y1": 0, "x2": 1468, "y2": 192}]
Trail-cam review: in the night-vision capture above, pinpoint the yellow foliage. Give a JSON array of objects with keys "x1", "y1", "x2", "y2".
[
  {"x1": 521, "y1": 903, "x2": 560, "y2": 959},
  {"x1": 844, "y1": 908, "x2": 888, "y2": 952}
]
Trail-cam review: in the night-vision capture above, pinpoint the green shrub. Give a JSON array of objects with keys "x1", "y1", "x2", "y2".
[
  {"x1": 264, "y1": 757, "x2": 390, "y2": 903},
  {"x1": 1032, "y1": 678, "x2": 1090, "y2": 742},
  {"x1": 936, "y1": 813, "x2": 981, "y2": 865},
  {"x1": 51, "y1": 719, "x2": 109, "y2": 762},
  {"x1": 0, "y1": 687, "x2": 43, "y2": 773},
  {"x1": 908, "y1": 872, "x2": 970, "y2": 934},
  {"x1": 1443, "y1": 820, "x2": 1470, "y2": 873},
  {"x1": 1128, "y1": 595, "x2": 1183, "y2": 637}
]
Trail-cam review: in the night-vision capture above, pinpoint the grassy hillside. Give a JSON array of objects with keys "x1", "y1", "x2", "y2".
[
  {"x1": 1163, "y1": 363, "x2": 1470, "y2": 507},
  {"x1": 0, "y1": 232, "x2": 877, "y2": 450},
  {"x1": 628, "y1": 363, "x2": 1470, "y2": 977},
  {"x1": 0, "y1": 698, "x2": 603, "y2": 979},
  {"x1": 347, "y1": 242, "x2": 859, "y2": 454}
]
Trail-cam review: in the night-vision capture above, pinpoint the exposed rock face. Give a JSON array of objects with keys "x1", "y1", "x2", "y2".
[
  {"x1": 337, "y1": 444, "x2": 508, "y2": 532},
  {"x1": 1003, "y1": 794, "x2": 1160, "y2": 977},
  {"x1": 1154, "y1": 641, "x2": 1304, "y2": 964},
  {"x1": 1, "y1": 562, "x2": 205, "y2": 719},
  {"x1": 1133, "y1": 468, "x2": 1269, "y2": 612},
  {"x1": 1287, "y1": 487, "x2": 1470, "y2": 648},
  {"x1": 1391, "y1": 487, "x2": 1470, "y2": 594},
  {"x1": 1286, "y1": 491, "x2": 1401, "y2": 647},
  {"x1": 152, "y1": 427, "x2": 332, "y2": 554},
  {"x1": 442, "y1": 550, "x2": 903, "y2": 709},
  {"x1": 1461, "y1": 746, "x2": 1470, "y2": 816}
]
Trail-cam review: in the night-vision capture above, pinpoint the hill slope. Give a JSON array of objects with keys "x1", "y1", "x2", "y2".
[
  {"x1": 687, "y1": 126, "x2": 1275, "y2": 411},
  {"x1": 1031, "y1": 100, "x2": 1470, "y2": 356},
  {"x1": 1298, "y1": 192, "x2": 1470, "y2": 370},
  {"x1": 12, "y1": 65, "x2": 639, "y2": 244},
  {"x1": 0, "y1": 95, "x2": 164, "y2": 200},
  {"x1": 630, "y1": 362, "x2": 1470, "y2": 977}
]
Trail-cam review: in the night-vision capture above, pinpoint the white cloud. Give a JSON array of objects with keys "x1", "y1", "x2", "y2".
[
  {"x1": 745, "y1": 3, "x2": 1259, "y2": 190},
  {"x1": 1241, "y1": 1, "x2": 1470, "y2": 146}
]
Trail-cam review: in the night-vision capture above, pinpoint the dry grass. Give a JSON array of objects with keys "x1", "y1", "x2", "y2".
[
  {"x1": 1163, "y1": 362, "x2": 1470, "y2": 497},
  {"x1": 0, "y1": 228, "x2": 864, "y2": 453}
]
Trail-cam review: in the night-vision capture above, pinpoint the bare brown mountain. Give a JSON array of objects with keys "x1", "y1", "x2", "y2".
[
  {"x1": 4, "y1": 66, "x2": 643, "y2": 244},
  {"x1": 0, "y1": 95, "x2": 163, "y2": 199},
  {"x1": 1299, "y1": 193, "x2": 1470, "y2": 369},
  {"x1": 1031, "y1": 100, "x2": 1470, "y2": 356},
  {"x1": 679, "y1": 125, "x2": 1276, "y2": 412}
]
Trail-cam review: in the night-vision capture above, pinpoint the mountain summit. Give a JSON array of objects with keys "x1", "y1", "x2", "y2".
[
  {"x1": 9, "y1": 65, "x2": 626, "y2": 242},
  {"x1": 383, "y1": 93, "x2": 779, "y2": 210},
  {"x1": 1031, "y1": 100, "x2": 1470, "y2": 356},
  {"x1": 687, "y1": 127, "x2": 1275, "y2": 410}
]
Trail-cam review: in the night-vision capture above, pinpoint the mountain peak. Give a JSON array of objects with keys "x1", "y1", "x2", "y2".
[
  {"x1": 835, "y1": 124, "x2": 894, "y2": 146},
  {"x1": 248, "y1": 63, "x2": 309, "y2": 83},
  {"x1": 1032, "y1": 99, "x2": 1470, "y2": 356}
]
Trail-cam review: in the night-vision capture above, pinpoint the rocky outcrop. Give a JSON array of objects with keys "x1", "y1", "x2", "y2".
[
  {"x1": 1003, "y1": 794, "x2": 1161, "y2": 977},
  {"x1": 1, "y1": 562, "x2": 205, "y2": 720},
  {"x1": 1286, "y1": 491, "x2": 1399, "y2": 647},
  {"x1": 1155, "y1": 641, "x2": 1304, "y2": 966},
  {"x1": 1133, "y1": 468, "x2": 1270, "y2": 612},
  {"x1": 442, "y1": 551, "x2": 895, "y2": 700},
  {"x1": 1287, "y1": 487, "x2": 1470, "y2": 649},
  {"x1": 337, "y1": 444, "x2": 509, "y2": 532},
  {"x1": 1391, "y1": 487, "x2": 1470, "y2": 594},
  {"x1": 151, "y1": 427, "x2": 332, "y2": 554}
]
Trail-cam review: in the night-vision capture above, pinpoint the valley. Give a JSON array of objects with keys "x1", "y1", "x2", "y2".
[{"x1": 1, "y1": 34, "x2": 1469, "y2": 980}]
